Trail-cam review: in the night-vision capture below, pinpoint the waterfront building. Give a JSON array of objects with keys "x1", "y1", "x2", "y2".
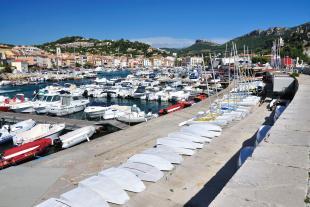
[
  {"x1": 184, "y1": 56, "x2": 203, "y2": 66},
  {"x1": 11, "y1": 60, "x2": 28, "y2": 73}
]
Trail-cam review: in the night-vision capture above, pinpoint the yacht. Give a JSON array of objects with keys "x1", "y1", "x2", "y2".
[
  {"x1": 47, "y1": 95, "x2": 89, "y2": 116},
  {"x1": 34, "y1": 94, "x2": 61, "y2": 114}
]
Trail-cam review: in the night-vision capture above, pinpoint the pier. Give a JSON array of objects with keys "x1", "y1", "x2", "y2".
[
  {"x1": 0, "y1": 76, "x2": 308, "y2": 207},
  {"x1": 0, "y1": 111, "x2": 129, "y2": 130},
  {"x1": 210, "y1": 74, "x2": 310, "y2": 207}
]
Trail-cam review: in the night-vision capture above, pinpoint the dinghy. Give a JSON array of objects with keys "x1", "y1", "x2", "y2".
[
  {"x1": 99, "y1": 167, "x2": 145, "y2": 192},
  {"x1": 180, "y1": 126, "x2": 221, "y2": 138},
  {"x1": 157, "y1": 138, "x2": 198, "y2": 150},
  {"x1": 0, "y1": 138, "x2": 52, "y2": 169},
  {"x1": 159, "y1": 137, "x2": 203, "y2": 149},
  {"x1": 127, "y1": 154, "x2": 174, "y2": 171},
  {"x1": 13, "y1": 123, "x2": 65, "y2": 145},
  {"x1": 156, "y1": 143, "x2": 195, "y2": 156},
  {"x1": 119, "y1": 162, "x2": 164, "y2": 182},
  {"x1": 0, "y1": 119, "x2": 36, "y2": 144},
  {"x1": 79, "y1": 175, "x2": 130, "y2": 205},
  {"x1": 35, "y1": 198, "x2": 72, "y2": 207},
  {"x1": 59, "y1": 126, "x2": 96, "y2": 148},
  {"x1": 142, "y1": 147, "x2": 183, "y2": 164},
  {"x1": 185, "y1": 123, "x2": 222, "y2": 132},
  {"x1": 60, "y1": 187, "x2": 109, "y2": 207},
  {"x1": 168, "y1": 132, "x2": 211, "y2": 143}
]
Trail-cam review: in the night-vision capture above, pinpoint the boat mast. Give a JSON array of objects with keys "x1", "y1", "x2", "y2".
[{"x1": 201, "y1": 54, "x2": 212, "y2": 111}]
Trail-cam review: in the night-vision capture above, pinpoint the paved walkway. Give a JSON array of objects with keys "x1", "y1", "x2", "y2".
[
  {"x1": 210, "y1": 75, "x2": 310, "y2": 207},
  {"x1": 0, "y1": 88, "x2": 228, "y2": 207},
  {"x1": 0, "y1": 85, "x2": 273, "y2": 207}
]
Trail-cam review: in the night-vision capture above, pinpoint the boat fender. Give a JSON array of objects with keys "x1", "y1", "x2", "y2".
[{"x1": 86, "y1": 135, "x2": 90, "y2": 142}]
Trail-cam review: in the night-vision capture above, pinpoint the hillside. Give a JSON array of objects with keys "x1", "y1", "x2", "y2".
[
  {"x1": 36, "y1": 36, "x2": 167, "y2": 57},
  {"x1": 174, "y1": 22, "x2": 310, "y2": 62}
]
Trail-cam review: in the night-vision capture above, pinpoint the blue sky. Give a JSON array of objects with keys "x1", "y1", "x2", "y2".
[{"x1": 1, "y1": 0, "x2": 309, "y2": 48}]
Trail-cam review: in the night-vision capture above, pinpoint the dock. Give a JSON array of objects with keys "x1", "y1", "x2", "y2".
[{"x1": 0, "y1": 111, "x2": 129, "y2": 130}]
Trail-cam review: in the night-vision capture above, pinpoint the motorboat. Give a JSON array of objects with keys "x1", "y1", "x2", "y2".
[
  {"x1": 0, "y1": 138, "x2": 52, "y2": 169},
  {"x1": 33, "y1": 94, "x2": 61, "y2": 114},
  {"x1": 0, "y1": 94, "x2": 28, "y2": 112},
  {"x1": 117, "y1": 105, "x2": 157, "y2": 124},
  {"x1": 102, "y1": 105, "x2": 131, "y2": 120},
  {"x1": 0, "y1": 119, "x2": 36, "y2": 144},
  {"x1": 13, "y1": 123, "x2": 65, "y2": 145},
  {"x1": 84, "y1": 106, "x2": 110, "y2": 119},
  {"x1": 10, "y1": 101, "x2": 35, "y2": 113},
  {"x1": 47, "y1": 95, "x2": 89, "y2": 116},
  {"x1": 59, "y1": 126, "x2": 96, "y2": 148}
]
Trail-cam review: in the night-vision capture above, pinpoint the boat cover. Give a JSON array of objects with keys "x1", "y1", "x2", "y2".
[
  {"x1": 142, "y1": 147, "x2": 183, "y2": 164},
  {"x1": 119, "y1": 162, "x2": 163, "y2": 182},
  {"x1": 60, "y1": 187, "x2": 109, "y2": 207},
  {"x1": 127, "y1": 154, "x2": 174, "y2": 171},
  {"x1": 180, "y1": 127, "x2": 220, "y2": 138},
  {"x1": 168, "y1": 132, "x2": 210, "y2": 143},
  {"x1": 35, "y1": 198, "x2": 72, "y2": 207},
  {"x1": 156, "y1": 138, "x2": 197, "y2": 149},
  {"x1": 186, "y1": 123, "x2": 222, "y2": 132},
  {"x1": 159, "y1": 137, "x2": 203, "y2": 149},
  {"x1": 99, "y1": 167, "x2": 145, "y2": 192},
  {"x1": 79, "y1": 176, "x2": 129, "y2": 205},
  {"x1": 156, "y1": 143, "x2": 195, "y2": 156}
]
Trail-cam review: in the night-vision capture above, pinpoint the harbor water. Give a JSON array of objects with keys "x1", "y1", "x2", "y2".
[{"x1": 0, "y1": 70, "x2": 171, "y2": 120}]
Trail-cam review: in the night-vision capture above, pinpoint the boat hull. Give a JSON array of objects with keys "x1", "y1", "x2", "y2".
[{"x1": 0, "y1": 138, "x2": 52, "y2": 169}]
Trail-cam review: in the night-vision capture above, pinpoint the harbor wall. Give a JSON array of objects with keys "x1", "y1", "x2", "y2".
[{"x1": 210, "y1": 74, "x2": 310, "y2": 207}]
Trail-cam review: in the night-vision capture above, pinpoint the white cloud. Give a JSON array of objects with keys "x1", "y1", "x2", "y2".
[{"x1": 132, "y1": 37, "x2": 195, "y2": 48}]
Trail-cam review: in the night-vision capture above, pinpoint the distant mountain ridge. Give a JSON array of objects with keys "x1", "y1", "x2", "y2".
[
  {"x1": 166, "y1": 22, "x2": 310, "y2": 62},
  {"x1": 35, "y1": 37, "x2": 167, "y2": 57}
]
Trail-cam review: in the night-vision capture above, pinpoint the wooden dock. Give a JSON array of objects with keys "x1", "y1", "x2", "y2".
[{"x1": 0, "y1": 111, "x2": 129, "y2": 131}]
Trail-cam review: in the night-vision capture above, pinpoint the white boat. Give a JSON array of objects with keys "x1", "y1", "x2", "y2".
[
  {"x1": 35, "y1": 198, "x2": 72, "y2": 207},
  {"x1": 10, "y1": 101, "x2": 35, "y2": 113},
  {"x1": 59, "y1": 126, "x2": 96, "y2": 148},
  {"x1": 13, "y1": 123, "x2": 65, "y2": 145},
  {"x1": 47, "y1": 95, "x2": 89, "y2": 116},
  {"x1": 0, "y1": 119, "x2": 36, "y2": 144},
  {"x1": 119, "y1": 162, "x2": 164, "y2": 182},
  {"x1": 142, "y1": 147, "x2": 183, "y2": 164},
  {"x1": 99, "y1": 167, "x2": 146, "y2": 193},
  {"x1": 116, "y1": 105, "x2": 157, "y2": 124},
  {"x1": 84, "y1": 106, "x2": 109, "y2": 118},
  {"x1": 127, "y1": 154, "x2": 174, "y2": 171},
  {"x1": 79, "y1": 175, "x2": 130, "y2": 205},
  {"x1": 60, "y1": 187, "x2": 109, "y2": 207},
  {"x1": 33, "y1": 94, "x2": 61, "y2": 114}
]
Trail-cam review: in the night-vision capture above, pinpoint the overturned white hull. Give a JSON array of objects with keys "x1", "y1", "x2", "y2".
[{"x1": 59, "y1": 126, "x2": 96, "y2": 148}]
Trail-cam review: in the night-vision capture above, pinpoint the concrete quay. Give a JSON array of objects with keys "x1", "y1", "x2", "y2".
[
  {"x1": 0, "y1": 111, "x2": 129, "y2": 130},
  {"x1": 210, "y1": 75, "x2": 310, "y2": 207},
  {"x1": 0, "y1": 85, "x2": 271, "y2": 207}
]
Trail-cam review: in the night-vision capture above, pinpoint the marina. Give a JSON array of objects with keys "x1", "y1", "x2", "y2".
[{"x1": 0, "y1": 1, "x2": 309, "y2": 206}]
